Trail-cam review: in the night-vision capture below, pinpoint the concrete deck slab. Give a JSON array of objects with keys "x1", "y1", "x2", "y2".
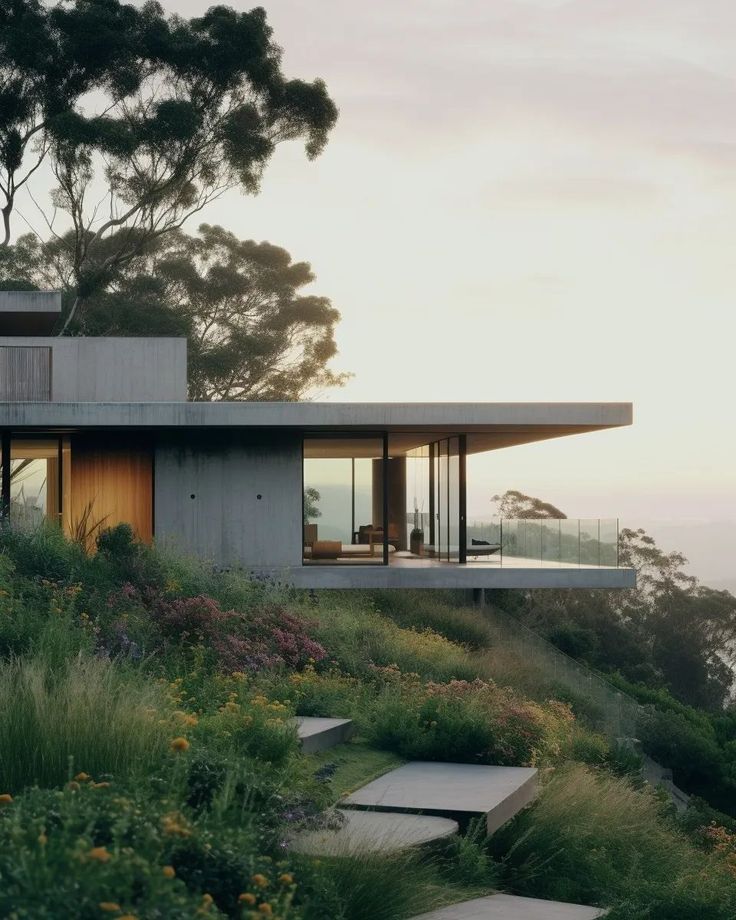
[
  {"x1": 295, "y1": 716, "x2": 354, "y2": 753},
  {"x1": 412, "y1": 893, "x2": 606, "y2": 920},
  {"x1": 343, "y1": 762, "x2": 539, "y2": 834},
  {"x1": 289, "y1": 808, "x2": 458, "y2": 856}
]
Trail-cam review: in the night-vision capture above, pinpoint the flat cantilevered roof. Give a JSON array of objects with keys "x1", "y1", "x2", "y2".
[
  {"x1": 0, "y1": 400, "x2": 632, "y2": 453},
  {"x1": 0, "y1": 291, "x2": 61, "y2": 335}
]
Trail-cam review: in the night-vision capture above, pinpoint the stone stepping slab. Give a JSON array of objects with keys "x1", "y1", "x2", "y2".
[
  {"x1": 412, "y1": 893, "x2": 606, "y2": 920},
  {"x1": 343, "y1": 762, "x2": 538, "y2": 834},
  {"x1": 295, "y1": 716, "x2": 354, "y2": 753},
  {"x1": 289, "y1": 808, "x2": 458, "y2": 857}
]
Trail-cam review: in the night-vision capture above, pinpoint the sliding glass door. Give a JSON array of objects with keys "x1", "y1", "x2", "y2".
[{"x1": 433, "y1": 436, "x2": 464, "y2": 561}]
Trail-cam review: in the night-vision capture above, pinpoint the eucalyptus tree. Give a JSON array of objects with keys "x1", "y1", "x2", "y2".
[
  {"x1": 79, "y1": 224, "x2": 349, "y2": 400},
  {"x1": 0, "y1": 0, "x2": 338, "y2": 331}
]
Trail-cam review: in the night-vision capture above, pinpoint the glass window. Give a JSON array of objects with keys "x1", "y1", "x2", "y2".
[
  {"x1": 303, "y1": 437, "x2": 386, "y2": 565},
  {"x1": 9, "y1": 438, "x2": 62, "y2": 530}
]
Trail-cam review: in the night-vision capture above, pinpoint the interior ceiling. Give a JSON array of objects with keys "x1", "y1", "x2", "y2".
[{"x1": 303, "y1": 426, "x2": 611, "y2": 458}]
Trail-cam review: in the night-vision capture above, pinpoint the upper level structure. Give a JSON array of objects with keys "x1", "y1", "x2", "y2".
[{"x1": 0, "y1": 291, "x2": 635, "y2": 590}]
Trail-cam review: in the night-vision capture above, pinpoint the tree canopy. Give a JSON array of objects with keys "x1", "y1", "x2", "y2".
[
  {"x1": 492, "y1": 489, "x2": 567, "y2": 519},
  {"x1": 0, "y1": 0, "x2": 338, "y2": 332}
]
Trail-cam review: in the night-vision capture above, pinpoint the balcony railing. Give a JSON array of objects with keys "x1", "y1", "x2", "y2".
[{"x1": 466, "y1": 518, "x2": 620, "y2": 567}]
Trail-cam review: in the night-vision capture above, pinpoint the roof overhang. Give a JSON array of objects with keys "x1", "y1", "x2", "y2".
[
  {"x1": 0, "y1": 401, "x2": 632, "y2": 455},
  {"x1": 0, "y1": 291, "x2": 61, "y2": 335}
]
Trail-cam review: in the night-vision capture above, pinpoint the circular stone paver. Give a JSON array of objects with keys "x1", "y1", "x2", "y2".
[{"x1": 289, "y1": 809, "x2": 458, "y2": 857}]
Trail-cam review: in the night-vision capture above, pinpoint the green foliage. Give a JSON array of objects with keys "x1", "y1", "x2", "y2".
[
  {"x1": 373, "y1": 589, "x2": 494, "y2": 649},
  {"x1": 1, "y1": 0, "x2": 338, "y2": 334},
  {"x1": 493, "y1": 765, "x2": 736, "y2": 913},
  {"x1": 2, "y1": 527, "x2": 736, "y2": 916},
  {"x1": 366, "y1": 673, "x2": 574, "y2": 766},
  {"x1": 0, "y1": 655, "x2": 170, "y2": 793}
]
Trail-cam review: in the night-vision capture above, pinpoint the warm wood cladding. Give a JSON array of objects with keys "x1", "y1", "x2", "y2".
[{"x1": 67, "y1": 435, "x2": 153, "y2": 546}]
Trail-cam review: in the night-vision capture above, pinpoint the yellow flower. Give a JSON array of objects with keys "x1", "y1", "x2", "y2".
[
  {"x1": 0, "y1": 793, "x2": 13, "y2": 805},
  {"x1": 38, "y1": 833, "x2": 48, "y2": 846},
  {"x1": 251, "y1": 873, "x2": 269, "y2": 888},
  {"x1": 258, "y1": 905, "x2": 273, "y2": 916},
  {"x1": 162, "y1": 865, "x2": 176, "y2": 879},
  {"x1": 99, "y1": 903, "x2": 121, "y2": 912},
  {"x1": 278, "y1": 873, "x2": 294, "y2": 885},
  {"x1": 118, "y1": 916, "x2": 138, "y2": 920},
  {"x1": 92, "y1": 781, "x2": 111, "y2": 789},
  {"x1": 88, "y1": 846, "x2": 112, "y2": 863},
  {"x1": 239, "y1": 893, "x2": 257, "y2": 905},
  {"x1": 170, "y1": 737, "x2": 190, "y2": 753}
]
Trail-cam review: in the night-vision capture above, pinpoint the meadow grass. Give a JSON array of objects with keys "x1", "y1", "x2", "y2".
[
  {"x1": 0, "y1": 654, "x2": 171, "y2": 792},
  {"x1": 493, "y1": 763, "x2": 736, "y2": 916}
]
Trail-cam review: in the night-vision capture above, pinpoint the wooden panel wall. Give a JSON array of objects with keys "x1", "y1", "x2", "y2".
[
  {"x1": 67, "y1": 436, "x2": 153, "y2": 546},
  {"x1": 0, "y1": 346, "x2": 51, "y2": 400}
]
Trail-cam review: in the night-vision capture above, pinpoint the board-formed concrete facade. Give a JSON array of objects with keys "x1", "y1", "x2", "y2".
[{"x1": 0, "y1": 292, "x2": 635, "y2": 590}]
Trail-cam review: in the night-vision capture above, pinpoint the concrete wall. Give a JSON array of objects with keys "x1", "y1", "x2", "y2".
[
  {"x1": 0, "y1": 337, "x2": 187, "y2": 402},
  {"x1": 154, "y1": 432, "x2": 303, "y2": 567}
]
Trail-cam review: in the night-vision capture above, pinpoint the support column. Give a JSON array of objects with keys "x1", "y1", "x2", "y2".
[{"x1": 372, "y1": 456, "x2": 407, "y2": 550}]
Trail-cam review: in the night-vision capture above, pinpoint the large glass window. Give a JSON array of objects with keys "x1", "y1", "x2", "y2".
[
  {"x1": 303, "y1": 437, "x2": 386, "y2": 564},
  {"x1": 0, "y1": 437, "x2": 64, "y2": 530}
]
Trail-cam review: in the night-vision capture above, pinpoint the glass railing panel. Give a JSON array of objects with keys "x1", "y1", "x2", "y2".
[
  {"x1": 599, "y1": 518, "x2": 619, "y2": 567},
  {"x1": 541, "y1": 519, "x2": 561, "y2": 563},
  {"x1": 559, "y1": 518, "x2": 580, "y2": 565},
  {"x1": 579, "y1": 519, "x2": 600, "y2": 566}
]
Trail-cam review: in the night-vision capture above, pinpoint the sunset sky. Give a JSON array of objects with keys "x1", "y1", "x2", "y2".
[{"x1": 26, "y1": 0, "x2": 736, "y2": 576}]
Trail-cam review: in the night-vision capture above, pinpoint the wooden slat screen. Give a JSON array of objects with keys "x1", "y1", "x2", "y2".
[{"x1": 0, "y1": 346, "x2": 51, "y2": 401}]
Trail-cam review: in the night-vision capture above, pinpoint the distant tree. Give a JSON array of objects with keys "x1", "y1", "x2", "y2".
[
  {"x1": 493, "y1": 494, "x2": 736, "y2": 711},
  {"x1": 492, "y1": 489, "x2": 567, "y2": 519},
  {"x1": 0, "y1": 0, "x2": 338, "y2": 331},
  {"x1": 303, "y1": 487, "x2": 321, "y2": 524}
]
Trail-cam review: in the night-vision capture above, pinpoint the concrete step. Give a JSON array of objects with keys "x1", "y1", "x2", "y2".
[
  {"x1": 289, "y1": 808, "x2": 458, "y2": 857},
  {"x1": 412, "y1": 893, "x2": 607, "y2": 920},
  {"x1": 343, "y1": 761, "x2": 538, "y2": 834},
  {"x1": 295, "y1": 716, "x2": 354, "y2": 753}
]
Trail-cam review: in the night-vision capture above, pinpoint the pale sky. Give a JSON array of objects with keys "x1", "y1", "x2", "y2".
[
  {"x1": 196, "y1": 0, "x2": 736, "y2": 537},
  {"x1": 24, "y1": 0, "x2": 736, "y2": 576}
]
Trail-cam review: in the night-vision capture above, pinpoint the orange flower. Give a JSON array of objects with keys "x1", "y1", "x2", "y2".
[
  {"x1": 170, "y1": 737, "x2": 190, "y2": 753},
  {"x1": 278, "y1": 873, "x2": 294, "y2": 885},
  {"x1": 258, "y1": 905, "x2": 273, "y2": 916},
  {"x1": 99, "y1": 903, "x2": 121, "y2": 912},
  {"x1": 92, "y1": 782, "x2": 111, "y2": 789},
  {"x1": 0, "y1": 793, "x2": 12, "y2": 805},
  {"x1": 88, "y1": 846, "x2": 112, "y2": 863},
  {"x1": 162, "y1": 865, "x2": 176, "y2": 879},
  {"x1": 238, "y1": 893, "x2": 256, "y2": 905},
  {"x1": 74, "y1": 772, "x2": 91, "y2": 782},
  {"x1": 251, "y1": 873, "x2": 269, "y2": 888}
]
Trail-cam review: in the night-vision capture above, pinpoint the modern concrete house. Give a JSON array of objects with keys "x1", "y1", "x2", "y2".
[{"x1": 0, "y1": 290, "x2": 634, "y2": 590}]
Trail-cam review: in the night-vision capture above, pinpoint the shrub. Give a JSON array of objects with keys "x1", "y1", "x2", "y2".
[
  {"x1": 367, "y1": 673, "x2": 574, "y2": 766},
  {"x1": 0, "y1": 655, "x2": 171, "y2": 792}
]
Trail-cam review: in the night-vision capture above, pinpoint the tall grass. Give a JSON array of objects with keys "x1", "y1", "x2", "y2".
[
  {"x1": 493, "y1": 764, "x2": 736, "y2": 916},
  {"x1": 0, "y1": 655, "x2": 171, "y2": 792},
  {"x1": 312, "y1": 593, "x2": 478, "y2": 681}
]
